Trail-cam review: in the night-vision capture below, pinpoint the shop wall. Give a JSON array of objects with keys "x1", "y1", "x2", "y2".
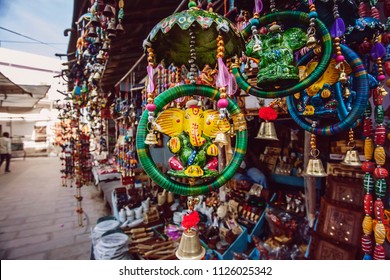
[{"x1": 0, "y1": 120, "x2": 50, "y2": 157}]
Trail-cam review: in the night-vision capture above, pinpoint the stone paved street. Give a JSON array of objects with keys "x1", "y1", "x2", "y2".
[{"x1": 0, "y1": 157, "x2": 110, "y2": 259}]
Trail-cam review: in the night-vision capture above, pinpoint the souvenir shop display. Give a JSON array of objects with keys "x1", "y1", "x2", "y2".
[{"x1": 62, "y1": 0, "x2": 390, "y2": 259}]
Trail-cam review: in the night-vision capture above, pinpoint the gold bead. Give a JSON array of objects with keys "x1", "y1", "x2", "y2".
[
  {"x1": 147, "y1": 98, "x2": 154, "y2": 103},
  {"x1": 217, "y1": 46, "x2": 225, "y2": 53}
]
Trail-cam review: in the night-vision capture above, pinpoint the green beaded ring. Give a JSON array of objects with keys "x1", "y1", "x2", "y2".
[{"x1": 136, "y1": 84, "x2": 248, "y2": 196}]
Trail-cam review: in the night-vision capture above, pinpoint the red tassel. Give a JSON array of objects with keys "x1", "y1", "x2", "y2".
[
  {"x1": 182, "y1": 211, "x2": 200, "y2": 230},
  {"x1": 258, "y1": 106, "x2": 278, "y2": 121}
]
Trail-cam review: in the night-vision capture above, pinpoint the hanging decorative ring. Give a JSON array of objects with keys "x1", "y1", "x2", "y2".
[
  {"x1": 286, "y1": 44, "x2": 369, "y2": 135},
  {"x1": 136, "y1": 84, "x2": 247, "y2": 196},
  {"x1": 233, "y1": 11, "x2": 332, "y2": 98}
]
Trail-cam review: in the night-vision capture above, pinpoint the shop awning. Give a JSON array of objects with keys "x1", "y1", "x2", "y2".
[
  {"x1": 0, "y1": 72, "x2": 50, "y2": 112},
  {"x1": 0, "y1": 72, "x2": 31, "y2": 96},
  {"x1": 0, "y1": 84, "x2": 50, "y2": 111}
]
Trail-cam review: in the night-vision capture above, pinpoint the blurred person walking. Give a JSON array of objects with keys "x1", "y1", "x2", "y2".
[{"x1": 0, "y1": 132, "x2": 11, "y2": 172}]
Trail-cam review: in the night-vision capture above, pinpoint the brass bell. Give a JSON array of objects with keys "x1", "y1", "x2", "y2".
[
  {"x1": 102, "y1": 41, "x2": 110, "y2": 51},
  {"x1": 107, "y1": 32, "x2": 116, "y2": 40},
  {"x1": 379, "y1": 86, "x2": 388, "y2": 96},
  {"x1": 94, "y1": 36, "x2": 102, "y2": 46},
  {"x1": 96, "y1": 50, "x2": 104, "y2": 61},
  {"x1": 144, "y1": 131, "x2": 158, "y2": 145},
  {"x1": 90, "y1": 14, "x2": 100, "y2": 27},
  {"x1": 93, "y1": 71, "x2": 101, "y2": 80},
  {"x1": 338, "y1": 72, "x2": 348, "y2": 83},
  {"x1": 87, "y1": 26, "x2": 98, "y2": 38},
  {"x1": 176, "y1": 230, "x2": 206, "y2": 260},
  {"x1": 253, "y1": 44, "x2": 262, "y2": 52},
  {"x1": 116, "y1": 22, "x2": 125, "y2": 34},
  {"x1": 103, "y1": 4, "x2": 115, "y2": 18},
  {"x1": 107, "y1": 21, "x2": 116, "y2": 33},
  {"x1": 343, "y1": 87, "x2": 351, "y2": 98},
  {"x1": 255, "y1": 121, "x2": 279, "y2": 141},
  {"x1": 303, "y1": 158, "x2": 327, "y2": 177},
  {"x1": 213, "y1": 132, "x2": 228, "y2": 147},
  {"x1": 341, "y1": 149, "x2": 362, "y2": 167},
  {"x1": 306, "y1": 35, "x2": 317, "y2": 49}
]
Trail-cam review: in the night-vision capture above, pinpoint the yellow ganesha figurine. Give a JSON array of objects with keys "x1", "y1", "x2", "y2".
[{"x1": 154, "y1": 99, "x2": 230, "y2": 178}]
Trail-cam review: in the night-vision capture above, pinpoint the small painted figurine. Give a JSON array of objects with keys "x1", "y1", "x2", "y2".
[{"x1": 246, "y1": 25, "x2": 307, "y2": 90}]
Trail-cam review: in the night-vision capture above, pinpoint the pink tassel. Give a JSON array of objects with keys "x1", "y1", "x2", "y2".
[
  {"x1": 216, "y1": 57, "x2": 230, "y2": 88},
  {"x1": 254, "y1": 0, "x2": 263, "y2": 14},
  {"x1": 227, "y1": 73, "x2": 237, "y2": 96},
  {"x1": 147, "y1": 65, "x2": 155, "y2": 93}
]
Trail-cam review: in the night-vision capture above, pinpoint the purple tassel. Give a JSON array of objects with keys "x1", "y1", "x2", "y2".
[
  {"x1": 371, "y1": 42, "x2": 386, "y2": 60},
  {"x1": 330, "y1": 17, "x2": 345, "y2": 38},
  {"x1": 253, "y1": 0, "x2": 263, "y2": 14}
]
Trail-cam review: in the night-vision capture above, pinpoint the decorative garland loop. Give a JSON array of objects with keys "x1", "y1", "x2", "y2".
[{"x1": 136, "y1": 84, "x2": 248, "y2": 196}]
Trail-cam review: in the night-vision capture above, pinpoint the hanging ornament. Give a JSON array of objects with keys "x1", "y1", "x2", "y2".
[
  {"x1": 255, "y1": 106, "x2": 278, "y2": 141},
  {"x1": 116, "y1": 0, "x2": 125, "y2": 33},
  {"x1": 144, "y1": 47, "x2": 158, "y2": 146},
  {"x1": 303, "y1": 122, "x2": 327, "y2": 177}
]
